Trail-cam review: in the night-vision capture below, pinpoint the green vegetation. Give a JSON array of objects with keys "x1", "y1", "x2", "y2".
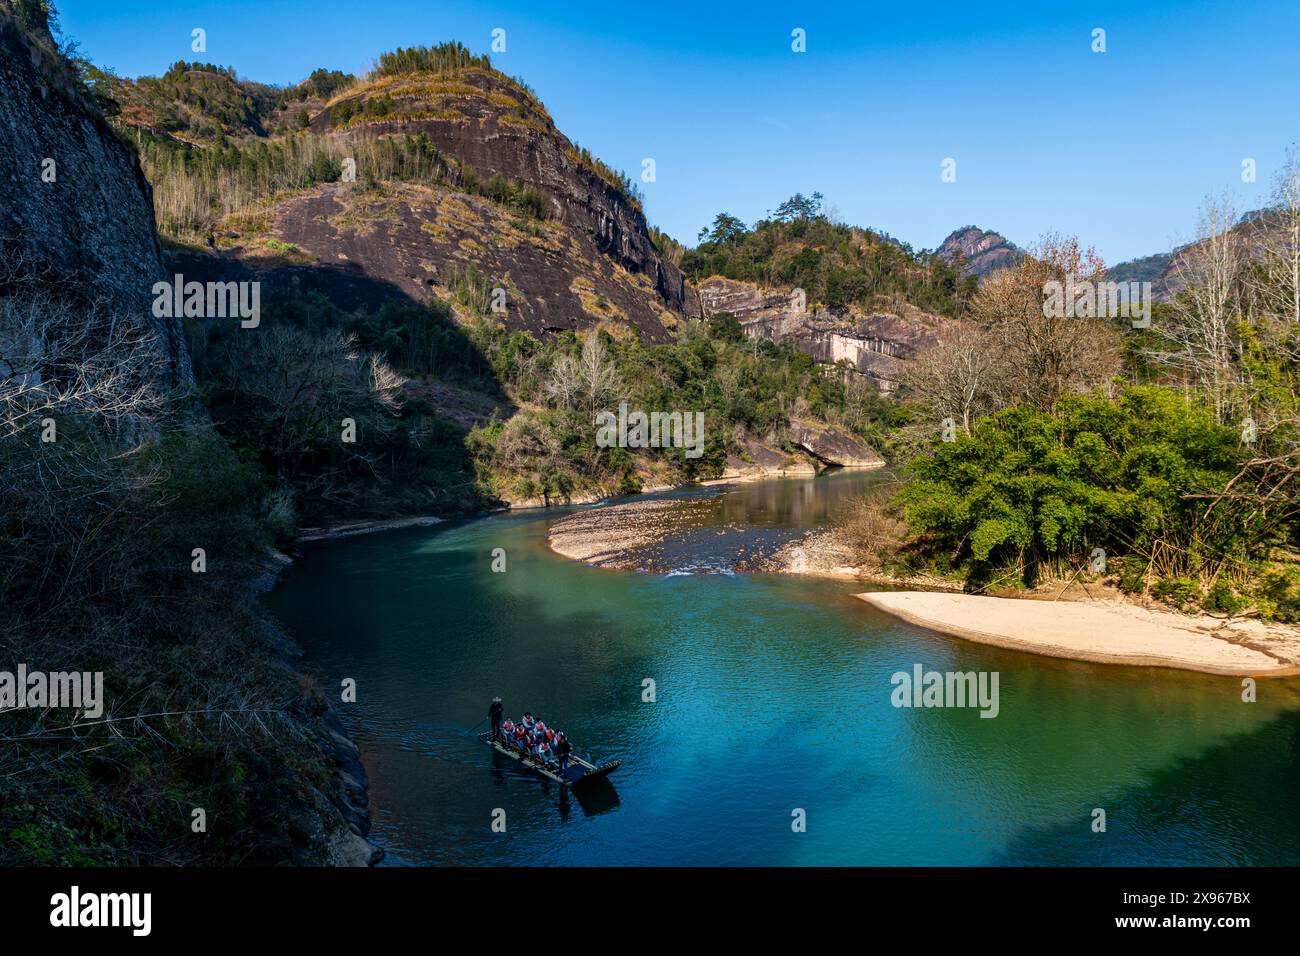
[
  {"x1": 192, "y1": 293, "x2": 494, "y2": 529},
  {"x1": 295, "y1": 67, "x2": 354, "y2": 100},
  {"x1": 0, "y1": 277, "x2": 344, "y2": 864},
  {"x1": 93, "y1": 58, "x2": 357, "y2": 143},
  {"x1": 130, "y1": 126, "x2": 544, "y2": 241},
  {"x1": 684, "y1": 194, "x2": 976, "y2": 317},
  {"x1": 884, "y1": 222, "x2": 1299, "y2": 619},
  {"x1": 899, "y1": 388, "x2": 1246, "y2": 585},
  {"x1": 193, "y1": 289, "x2": 892, "y2": 516},
  {"x1": 465, "y1": 316, "x2": 894, "y2": 502},
  {"x1": 107, "y1": 61, "x2": 276, "y2": 140},
  {"x1": 374, "y1": 41, "x2": 493, "y2": 77}
]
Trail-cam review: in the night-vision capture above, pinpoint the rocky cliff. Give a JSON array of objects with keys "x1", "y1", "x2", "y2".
[
  {"x1": 938, "y1": 225, "x2": 1023, "y2": 280},
  {"x1": 0, "y1": 7, "x2": 188, "y2": 384},
  {"x1": 697, "y1": 276, "x2": 959, "y2": 393},
  {"x1": 317, "y1": 67, "x2": 692, "y2": 317},
  {"x1": 139, "y1": 58, "x2": 698, "y2": 341}
]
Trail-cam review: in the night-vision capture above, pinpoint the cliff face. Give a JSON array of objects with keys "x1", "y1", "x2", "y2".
[
  {"x1": 224, "y1": 177, "x2": 689, "y2": 341},
  {"x1": 319, "y1": 68, "x2": 692, "y2": 319},
  {"x1": 939, "y1": 226, "x2": 1023, "y2": 280},
  {"x1": 0, "y1": 9, "x2": 189, "y2": 384},
  {"x1": 182, "y1": 65, "x2": 697, "y2": 340},
  {"x1": 697, "y1": 276, "x2": 959, "y2": 393}
]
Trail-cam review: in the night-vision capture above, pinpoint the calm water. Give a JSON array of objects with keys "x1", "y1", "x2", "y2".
[{"x1": 265, "y1": 472, "x2": 1300, "y2": 866}]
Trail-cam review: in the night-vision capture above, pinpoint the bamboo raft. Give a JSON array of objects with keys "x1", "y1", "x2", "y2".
[{"x1": 478, "y1": 731, "x2": 620, "y2": 789}]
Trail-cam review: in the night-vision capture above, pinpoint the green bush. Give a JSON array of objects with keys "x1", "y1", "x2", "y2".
[
  {"x1": 897, "y1": 386, "x2": 1245, "y2": 587},
  {"x1": 1153, "y1": 577, "x2": 1203, "y2": 610},
  {"x1": 1204, "y1": 581, "x2": 1247, "y2": 615}
]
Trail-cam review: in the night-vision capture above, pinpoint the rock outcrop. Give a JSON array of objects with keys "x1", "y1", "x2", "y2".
[
  {"x1": 696, "y1": 276, "x2": 959, "y2": 392},
  {"x1": 0, "y1": 6, "x2": 189, "y2": 384},
  {"x1": 224, "y1": 180, "x2": 686, "y2": 341},
  {"x1": 318, "y1": 68, "x2": 692, "y2": 319},
  {"x1": 789, "y1": 420, "x2": 885, "y2": 468},
  {"x1": 938, "y1": 225, "x2": 1023, "y2": 279}
]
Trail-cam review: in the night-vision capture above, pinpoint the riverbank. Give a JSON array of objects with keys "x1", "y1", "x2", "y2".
[
  {"x1": 545, "y1": 482, "x2": 1300, "y2": 677},
  {"x1": 858, "y1": 591, "x2": 1300, "y2": 677},
  {"x1": 253, "y1": 547, "x2": 385, "y2": 866}
]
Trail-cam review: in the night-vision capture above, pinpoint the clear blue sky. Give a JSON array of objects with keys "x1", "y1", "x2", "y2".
[{"x1": 57, "y1": 0, "x2": 1300, "y2": 264}]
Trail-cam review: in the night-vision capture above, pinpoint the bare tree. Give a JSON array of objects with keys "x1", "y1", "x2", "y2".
[
  {"x1": 1147, "y1": 195, "x2": 1245, "y2": 424},
  {"x1": 544, "y1": 331, "x2": 623, "y2": 413},
  {"x1": 576, "y1": 332, "x2": 622, "y2": 413},
  {"x1": 210, "y1": 324, "x2": 404, "y2": 481},
  {"x1": 971, "y1": 234, "x2": 1122, "y2": 411},
  {"x1": 1252, "y1": 148, "x2": 1300, "y2": 327},
  {"x1": 902, "y1": 329, "x2": 1001, "y2": 434},
  {"x1": 543, "y1": 352, "x2": 580, "y2": 408}
]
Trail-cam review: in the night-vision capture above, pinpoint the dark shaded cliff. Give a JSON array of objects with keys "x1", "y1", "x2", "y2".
[{"x1": 0, "y1": 7, "x2": 189, "y2": 383}]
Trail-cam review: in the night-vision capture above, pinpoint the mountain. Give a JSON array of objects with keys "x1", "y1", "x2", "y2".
[
  {"x1": 1104, "y1": 252, "x2": 1173, "y2": 288},
  {"x1": 1113, "y1": 207, "x2": 1285, "y2": 302},
  {"x1": 114, "y1": 45, "x2": 694, "y2": 340},
  {"x1": 938, "y1": 225, "x2": 1023, "y2": 279}
]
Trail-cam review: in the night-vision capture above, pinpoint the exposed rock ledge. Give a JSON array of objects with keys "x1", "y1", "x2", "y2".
[
  {"x1": 298, "y1": 515, "x2": 444, "y2": 542},
  {"x1": 719, "y1": 426, "x2": 884, "y2": 480},
  {"x1": 789, "y1": 420, "x2": 885, "y2": 468}
]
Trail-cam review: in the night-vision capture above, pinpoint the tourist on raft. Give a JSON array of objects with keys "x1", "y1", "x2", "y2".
[{"x1": 500, "y1": 713, "x2": 569, "y2": 770}]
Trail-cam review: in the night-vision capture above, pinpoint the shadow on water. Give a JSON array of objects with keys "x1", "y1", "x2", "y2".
[
  {"x1": 269, "y1": 481, "x2": 1300, "y2": 865},
  {"x1": 570, "y1": 780, "x2": 621, "y2": 817},
  {"x1": 991, "y1": 706, "x2": 1300, "y2": 865}
]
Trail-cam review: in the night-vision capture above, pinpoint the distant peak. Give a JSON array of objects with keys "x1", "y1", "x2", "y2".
[{"x1": 938, "y1": 226, "x2": 1022, "y2": 279}]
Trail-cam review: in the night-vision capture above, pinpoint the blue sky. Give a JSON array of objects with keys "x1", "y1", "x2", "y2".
[{"x1": 57, "y1": 0, "x2": 1300, "y2": 263}]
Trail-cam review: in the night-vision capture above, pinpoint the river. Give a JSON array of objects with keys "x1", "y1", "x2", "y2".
[{"x1": 264, "y1": 471, "x2": 1300, "y2": 865}]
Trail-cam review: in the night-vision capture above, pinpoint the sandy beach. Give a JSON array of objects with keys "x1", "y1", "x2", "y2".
[{"x1": 858, "y1": 591, "x2": 1300, "y2": 677}]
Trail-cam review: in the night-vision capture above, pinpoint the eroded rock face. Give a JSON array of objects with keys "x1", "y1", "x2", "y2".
[
  {"x1": 938, "y1": 226, "x2": 1023, "y2": 279},
  {"x1": 697, "y1": 276, "x2": 958, "y2": 392},
  {"x1": 238, "y1": 181, "x2": 687, "y2": 341},
  {"x1": 0, "y1": 10, "x2": 189, "y2": 385},
  {"x1": 789, "y1": 421, "x2": 885, "y2": 469},
  {"x1": 320, "y1": 69, "x2": 695, "y2": 326}
]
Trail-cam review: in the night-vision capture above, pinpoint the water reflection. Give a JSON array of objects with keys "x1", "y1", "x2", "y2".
[{"x1": 265, "y1": 475, "x2": 1300, "y2": 866}]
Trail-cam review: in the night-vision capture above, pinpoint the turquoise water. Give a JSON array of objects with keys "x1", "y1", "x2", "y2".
[{"x1": 265, "y1": 474, "x2": 1300, "y2": 866}]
